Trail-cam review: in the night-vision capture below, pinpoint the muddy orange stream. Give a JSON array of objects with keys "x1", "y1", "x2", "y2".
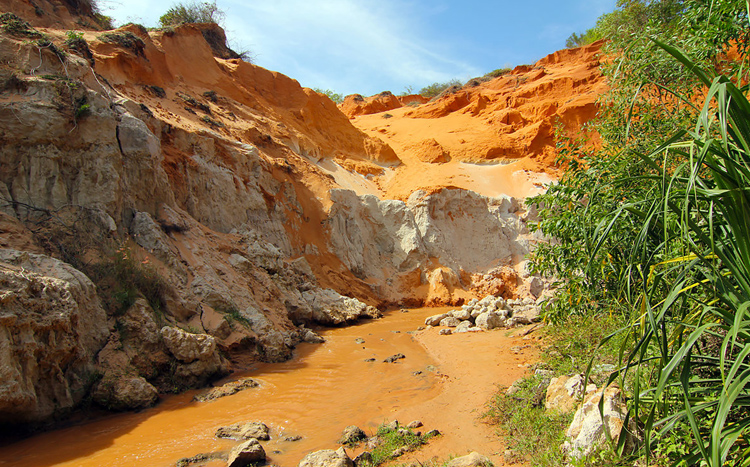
[{"x1": 0, "y1": 308, "x2": 455, "y2": 467}]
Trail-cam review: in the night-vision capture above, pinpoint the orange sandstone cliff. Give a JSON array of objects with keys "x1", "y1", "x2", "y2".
[{"x1": 0, "y1": 0, "x2": 606, "y2": 427}]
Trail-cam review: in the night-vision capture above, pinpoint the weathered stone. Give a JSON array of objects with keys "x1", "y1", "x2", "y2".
[
  {"x1": 446, "y1": 452, "x2": 492, "y2": 467},
  {"x1": 92, "y1": 374, "x2": 158, "y2": 411},
  {"x1": 227, "y1": 438, "x2": 266, "y2": 467},
  {"x1": 340, "y1": 425, "x2": 367, "y2": 444},
  {"x1": 194, "y1": 377, "x2": 260, "y2": 402},
  {"x1": 301, "y1": 329, "x2": 325, "y2": 344},
  {"x1": 425, "y1": 313, "x2": 448, "y2": 326},
  {"x1": 450, "y1": 308, "x2": 472, "y2": 321},
  {"x1": 439, "y1": 328, "x2": 452, "y2": 335},
  {"x1": 352, "y1": 451, "x2": 373, "y2": 467},
  {"x1": 562, "y1": 386, "x2": 637, "y2": 459},
  {"x1": 439, "y1": 316, "x2": 461, "y2": 327},
  {"x1": 384, "y1": 354, "x2": 406, "y2": 363},
  {"x1": 0, "y1": 250, "x2": 109, "y2": 425},
  {"x1": 454, "y1": 321, "x2": 473, "y2": 333},
  {"x1": 216, "y1": 421, "x2": 270, "y2": 441},
  {"x1": 474, "y1": 311, "x2": 504, "y2": 330},
  {"x1": 298, "y1": 447, "x2": 353, "y2": 467},
  {"x1": 545, "y1": 374, "x2": 585, "y2": 414},
  {"x1": 407, "y1": 420, "x2": 423, "y2": 429}
]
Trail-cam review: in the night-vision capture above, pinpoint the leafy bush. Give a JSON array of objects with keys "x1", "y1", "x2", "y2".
[
  {"x1": 0, "y1": 12, "x2": 42, "y2": 37},
  {"x1": 418, "y1": 79, "x2": 462, "y2": 99},
  {"x1": 312, "y1": 88, "x2": 344, "y2": 104},
  {"x1": 159, "y1": 1, "x2": 224, "y2": 27},
  {"x1": 98, "y1": 31, "x2": 145, "y2": 57},
  {"x1": 530, "y1": 1, "x2": 750, "y2": 464}
]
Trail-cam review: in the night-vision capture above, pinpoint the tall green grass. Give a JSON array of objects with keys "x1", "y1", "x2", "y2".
[{"x1": 593, "y1": 39, "x2": 750, "y2": 466}]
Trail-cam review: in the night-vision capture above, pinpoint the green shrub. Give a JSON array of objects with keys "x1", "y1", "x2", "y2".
[
  {"x1": 159, "y1": 1, "x2": 224, "y2": 27},
  {"x1": 312, "y1": 88, "x2": 344, "y2": 104},
  {"x1": 418, "y1": 79, "x2": 462, "y2": 99},
  {"x1": 98, "y1": 31, "x2": 145, "y2": 57},
  {"x1": 0, "y1": 12, "x2": 41, "y2": 37}
]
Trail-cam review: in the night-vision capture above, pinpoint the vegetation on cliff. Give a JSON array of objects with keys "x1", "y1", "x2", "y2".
[{"x1": 530, "y1": 0, "x2": 750, "y2": 464}]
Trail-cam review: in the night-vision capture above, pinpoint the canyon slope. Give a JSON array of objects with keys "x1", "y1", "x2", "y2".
[{"x1": 0, "y1": 0, "x2": 606, "y2": 428}]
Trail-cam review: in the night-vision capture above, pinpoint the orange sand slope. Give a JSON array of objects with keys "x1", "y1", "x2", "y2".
[{"x1": 345, "y1": 42, "x2": 606, "y2": 200}]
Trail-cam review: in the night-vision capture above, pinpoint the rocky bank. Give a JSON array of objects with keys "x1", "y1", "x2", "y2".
[{"x1": 0, "y1": 0, "x2": 604, "y2": 429}]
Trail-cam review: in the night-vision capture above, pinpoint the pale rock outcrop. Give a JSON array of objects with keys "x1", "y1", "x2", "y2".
[
  {"x1": 545, "y1": 374, "x2": 585, "y2": 414},
  {"x1": 446, "y1": 452, "x2": 493, "y2": 467},
  {"x1": 425, "y1": 313, "x2": 449, "y2": 326},
  {"x1": 160, "y1": 326, "x2": 230, "y2": 386},
  {"x1": 227, "y1": 438, "x2": 266, "y2": 467},
  {"x1": 0, "y1": 249, "x2": 108, "y2": 425},
  {"x1": 299, "y1": 447, "x2": 353, "y2": 467},
  {"x1": 475, "y1": 311, "x2": 504, "y2": 330},
  {"x1": 299, "y1": 288, "x2": 381, "y2": 325},
  {"x1": 562, "y1": 385, "x2": 637, "y2": 459}
]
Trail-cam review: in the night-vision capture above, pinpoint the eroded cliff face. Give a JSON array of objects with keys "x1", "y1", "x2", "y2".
[{"x1": 0, "y1": 4, "x2": 602, "y2": 427}]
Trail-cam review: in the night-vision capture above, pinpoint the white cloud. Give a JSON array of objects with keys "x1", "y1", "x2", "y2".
[{"x1": 222, "y1": 0, "x2": 480, "y2": 95}]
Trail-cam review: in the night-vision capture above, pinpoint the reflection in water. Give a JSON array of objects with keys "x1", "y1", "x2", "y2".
[{"x1": 0, "y1": 308, "x2": 449, "y2": 467}]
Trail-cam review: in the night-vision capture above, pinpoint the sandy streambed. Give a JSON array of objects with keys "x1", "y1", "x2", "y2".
[{"x1": 0, "y1": 307, "x2": 536, "y2": 467}]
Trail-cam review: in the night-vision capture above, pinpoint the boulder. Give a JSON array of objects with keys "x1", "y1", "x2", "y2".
[
  {"x1": 475, "y1": 312, "x2": 504, "y2": 330},
  {"x1": 92, "y1": 375, "x2": 158, "y2": 411},
  {"x1": 545, "y1": 375, "x2": 585, "y2": 414},
  {"x1": 216, "y1": 421, "x2": 270, "y2": 441},
  {"x1": 160, "y1": 326, "x2": 217, "y2": 364},
  {"x1": 454, "y1": 321, "x2": 473, "y2": 333},
  {"x1": 352, "y1": 451, "x2": 373, "y2": 467},
  {"x1": 562, "y1": 386, "x2": 637, "y2": 459},
  {"x1": 227, "y1": 438, "x2": 266, "y2": 467},
  {"x1": 340, "y1": 425, "x2": 367, "y2": 444},
  {"x1": 298, "y1": 447, "x2": 353, "y2": 467},
  {"x1": 439, "y1": 316, "x2": 461, "y2": 327},
  {"x1": 451, "y1": 308, "x2": 472, "y2": 321},
  {"x1": 194, "y1": 377, "x2": 260, "y2": 402},
  {"x1": 446, "y1": 452, "x2": 492, "y2": 467},
  {"x1": 425, "y1": 313, "x2": 448, "y2": 326}
]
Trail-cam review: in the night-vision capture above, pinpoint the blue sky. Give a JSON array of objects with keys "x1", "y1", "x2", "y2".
[{"x1": 101, "y1": 0, "x2": 616, "y2": 96}]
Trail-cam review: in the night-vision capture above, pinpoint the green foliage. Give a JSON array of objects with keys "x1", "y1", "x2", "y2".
[
  {"x1": 94, "y1": 244, "x2": 166, "y2": 316},
  {"x1": 221, "y1": 305, "x2": 251, "y2": 330},
  {"x1": 312, "y1": 88, "x2": 344, "y2": 104},
  {"x1": 484, "y1": 68, "x2": 512, "y2": 79},
  {"x1": 0, "y1": 12, "x2": 42, "y2": 37},
  {"x1": 359, "y1": 424, "x2": 435, "y2": 466},
  {"x1": 565, "y1": 30, "x2": 600, "y2": 48},
  {"x1": 98, "y1": 31, "x2": 145, "y2": 57},
  {"x1": 418, "y1": 79, "x2": 462, "y2": 99},
  {"x1": 531, "y1": 1, "x2": 750, "y2": 465},
  {"x1": 159, "y1": 1, "x2": 224, "y2": 27}
]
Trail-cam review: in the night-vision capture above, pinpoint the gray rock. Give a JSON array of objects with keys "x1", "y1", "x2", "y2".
[
  {"x1": 439, "y1": 328, "x2": 452, "y2": 335},
  {"x1": 439, "y1": 316, "x2": 461, "y2": 327},
  {"x1": 340, "y1": 425, "x2": 367, "y2": 444},
  {"x1": 194, "y1": 378, "x2": 260, "y2": 402},
  {"x1": 227, "y1": 438, "x2": 266, "y2": 467},
  {"x1": 474, "y1": 311, "x2": 504, "y2": 330},
  {"x1": 451, "y1": 308, "x2": 472, "y2": 321},
  {"x1": 352, "y1": 451, "x2": 372, "y2": 467},
  {"x1": 298, "y1": 447, "x2": 353, "y2": 467},
  {"x1": 302, "y1": 329, "x2": 325, "y2": 344},
  {"x1": 92, "y1": 375, "x2": 158, "y2": 411},
  {"x1": 454, "y1": 321, "x2": 473, "y2": 333},
  {"x1": 407, "y1": 420, "x2": 423, "y2": 428},
  {"x1": 384, "y1": 354, "x2": 405, "y2": 363},
  {"x1": 446, "y1": 452, "x2": 492, "y2": 467},
  {"x1": 425, "y1": 313, "x2": 448, "y2": 326},
  {"x1": 216, "y1": 421, "x2": 270, "y2": 441}
]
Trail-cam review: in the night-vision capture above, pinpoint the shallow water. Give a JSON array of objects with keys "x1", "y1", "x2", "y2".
[{"x1": 0, "y1": 307, "x2": 451, "y2": 467}]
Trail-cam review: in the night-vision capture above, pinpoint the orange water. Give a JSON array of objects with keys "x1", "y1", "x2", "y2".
[{"x1": 0, "y1": 308, "x2": 450, "y2": 467}]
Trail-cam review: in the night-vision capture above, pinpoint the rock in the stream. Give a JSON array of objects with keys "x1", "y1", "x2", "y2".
[
  {"x1": 383, "y1": 353, "x2": 406, "y2": 363},
  {"x1": 216, "y1": 421, "x2": 270, "y2": 441},
  {"x1": 352, "y1": 451, "x2": 373, "y2": 467},
  {"x1": 194, "y1": 377, "x2": 260, "y2": 402},
  {"x1": 301, "y1": 328, "x2": 325, "y2": 344},
  {"x1": 298, "y1": 447, "x2": 353, "y2": 467},
  {"x1": 446, "y1": 452, "x2": 492, "y2": 467},
  {"x1": 340, "y1": 425, "x2": 367, "y2": 444},
  {"x1": 227, "y1": 438, "x2": 266, "y2": 467},
  {"x1": 91, "y1": 375, "x2": 158, "y2": 411}
]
